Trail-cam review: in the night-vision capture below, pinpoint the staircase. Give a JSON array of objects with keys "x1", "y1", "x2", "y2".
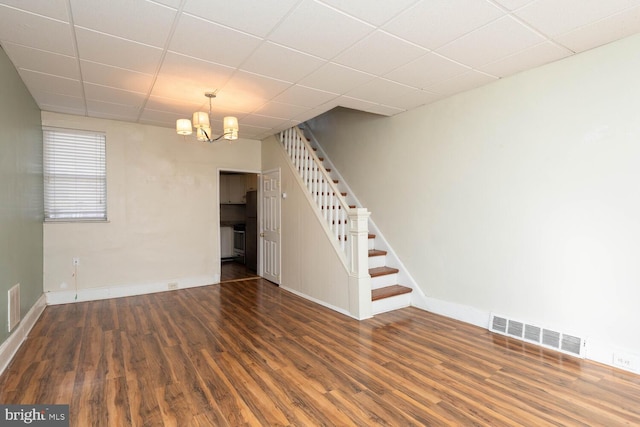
[{"x1": 279, "y1": 126, "x2": 412, "y2": 315}]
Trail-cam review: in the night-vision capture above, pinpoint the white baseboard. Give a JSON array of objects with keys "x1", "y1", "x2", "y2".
[
  {"x1": 413, "y1": 296, "x2": 491, "y2": 329},
  {"x1": 45, "y1": 275, "x2": 220, "y2": 305},
  {"x1": 0, "y1": 293, "x2": 47, "y2": 376},
  {"x1": 411, "y1": 296, "x2": 640, "y2": 375},
  {"x1": 279, "y1": 285, "x2": 370, "y2": 320}
]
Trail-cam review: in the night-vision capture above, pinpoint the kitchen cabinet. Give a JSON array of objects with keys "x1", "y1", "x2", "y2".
[
  {"x1": 220, "y1": 174, "x2": 246, "y2": 204},
  {"x1": 246, "y1": 173, "x2": 258, "y2": 191}
]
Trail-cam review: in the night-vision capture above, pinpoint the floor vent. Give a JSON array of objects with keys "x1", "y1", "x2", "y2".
[
  {"x1": 489, "y1": 313, "x2": 585, "y2": 358},
  {"x1": 8, "y1": 283, "x2": 20, "y2": 332}
]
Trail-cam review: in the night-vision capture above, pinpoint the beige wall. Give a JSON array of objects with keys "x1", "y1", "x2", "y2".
[
  {"x1": 43, "y1": 112, "x2": 261, "y2": 301},
  {"x1": 307, "y1": 33, "x2": 640, "y2": 361},
  {"x1": 261, "y1": 136, "x2": 352, "y2": 315},
  {"x1": 0, "y1": 47, "x2": 43, "y2": 345}
]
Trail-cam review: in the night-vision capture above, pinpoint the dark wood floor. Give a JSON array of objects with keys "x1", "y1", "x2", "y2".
[
  {"x1": 1, "y1": 279, "x2": 640, "y2": 426},
  {"x1": 220, "y1": 260, "x2": 259, "y2": 282}
]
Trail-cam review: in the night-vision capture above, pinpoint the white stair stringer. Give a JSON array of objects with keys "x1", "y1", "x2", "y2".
[{"x1": 301, "y1": 125, "x2": 428, "y2": 314}]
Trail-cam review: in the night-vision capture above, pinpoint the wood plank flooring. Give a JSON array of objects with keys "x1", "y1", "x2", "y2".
[
  {"x1": 220, "y1": 261, "x2": 259, "y2": 282},
  {"x1": 1, "y1": 279, "x2": 640, "y2": 426}
]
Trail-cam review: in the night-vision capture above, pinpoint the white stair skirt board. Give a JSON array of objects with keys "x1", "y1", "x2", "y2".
[
  {"x1": 0, "y1": 294, "x2": 46, "y2": 376},
  {"x1": 372, "y1": 292, "x2": 412, "y2": 315}
]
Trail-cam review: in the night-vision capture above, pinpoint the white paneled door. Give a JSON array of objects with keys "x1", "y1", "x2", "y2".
[{"x1": 260, "y1": 169, "x2": 281, "y2": 284}]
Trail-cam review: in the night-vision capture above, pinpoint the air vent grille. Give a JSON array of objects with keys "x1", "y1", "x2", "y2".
[
  {"x1": 524, "y1": 324, "x2": 541, "y2": 342},
  {"x1": 489, "y1": 313, "x2": 584, "y2": 358},
  {"x1": 492, "y1": 315, "x2": 507, "y2": 333},
  {"x1": 542, "y1": 329, "x2": 561, "y2": 348},
  {"x1": 8, "y1": 283, "x2": 20, "y2": 332}
]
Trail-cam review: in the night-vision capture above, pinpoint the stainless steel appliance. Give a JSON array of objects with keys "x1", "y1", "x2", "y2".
[{"x1": 233, "y1": 224, "x2": 245, "y2": 263}]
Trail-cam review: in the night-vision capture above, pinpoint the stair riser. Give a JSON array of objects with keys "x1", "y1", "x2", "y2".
[
  {"x1": 371, "y1": 273, "x2": 399, "y2": 289},
  {"x1": 368, "y1": 239, "x2": 375, "y2": 250},
  {"x1": 372, "y1": 293, "x2": 411, "y2": 315},
  {"x1": 368, "y1": 255, "x2": 386, "y2": 269}
]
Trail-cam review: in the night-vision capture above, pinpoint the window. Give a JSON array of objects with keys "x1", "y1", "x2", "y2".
[{"x1": 43, "y1": 127, "x2": 106, "y2": 221}]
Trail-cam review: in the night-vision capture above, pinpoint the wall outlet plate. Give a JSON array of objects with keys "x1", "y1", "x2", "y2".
[{"x1": 613, "y1": 352, "x2": 639, "y2": 372}]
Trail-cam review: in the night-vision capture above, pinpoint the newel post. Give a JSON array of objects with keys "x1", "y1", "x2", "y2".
[{"x1": 348, "y1": 208, "x2": 372, "y2": 319}]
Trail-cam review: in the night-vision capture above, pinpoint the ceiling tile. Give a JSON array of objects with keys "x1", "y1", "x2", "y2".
[
  {"x1": 384, "y1": 87, "x2": 446, "y2": 110},
  {"x1": 555, "y1": 5, "x2": 640, "y2": 53},
  {"x1": 86, "y1": 99, "x2": 141, "y2": 121},
  {"x1": 253, "y1": 101, "x2": 310, "y2": 119},
  {"x1": 514, "y1": 0, "x2": 640, "y2": 37},
  {"x1": 337, "y1": 96, "x2": 405, "y2": 115},
  {"x1": 183, "y1": 0, "x2": 299, "y2": 37},
  {"x1": 297, "y1": 62, "x2": 375, "y2": 94},
  {"x1": 210, "y1": 71, "x2": 292, "y2": 114},
  {"x1": 75, "y1": 28, "x2": 163, "y2": 74},
  {"x1": 479, "y1": 41, "x2": 572, "y2": 77},
  {"x1": 70, "y1": 0, "x2": 177, "y2": 48},
  {"x1": 384, "y1": 0, "x2": 505, "y2": 50},
  {"x1": 492, "y1": 0, "x2": 536, "y2": 11},
  {"x1": 32, "y1": 92, "x2": 85, "y2": 114},
  {"x1": 385, "y1": 52, "x2": 470, "y2": 89},
  {"x1": 151, "y1": 0, "x2": 181, "y2": 8},
  {"x1": 240, "y1": 42, "x2": 326, "y2": 83},
  {"x1": 0, "y1": 5, "x2": 74, "y2": 55},
  {"x1": 139, "y1": 108, "x2": 181, "y2": 127},
  {"x1": 80, "y1": 60, "x2": 155, "y2": 93},
  {"x1": 169, "y1": 13, "x2": 263, "y2": 68},
  {"x1": 273, "y1": 85, "x2": 339, "y2": 107},
  {"x1": 239, "y1": 114, "x2": 289, "y2": 129},
  {"x1": 84, "y1": 83, "x2": 146, "y2": 107},
  {"x1": 317, "y1": 0, "x2": 421, "y2": 26},
  {"x1": 427, "y1": 70, "x2": 497, "y2": 96},
  {"x1": 1, "y1": 42, "x2": 80, "y2": 79},
  {"x1": 0, "y1": 0, "x2": 68, "y2": 21},
  {"x1": 150, "y1": 52, "x2": 235, "y2": 101},
  {"x1": 235, "y1": 122, "x2": 273, "y2": 139},
  {"x1": 144, "y1": 96, "x2": 204, "y2": 116},
  {"x1": 18, "y1": 69, "x2": 83, "y2": 98},
  {"x1": 437, "y1": 16, "x2": 545, "y2": 68},
  {"x1": 268, "y1": 0, "x2": 374, "y2": 59},
  {"x1": 334, "y1": 30, "x2": 427, "y2": 76},
  {"x1": 344, "y1": 77, "x2": 417, "y2": 106}
]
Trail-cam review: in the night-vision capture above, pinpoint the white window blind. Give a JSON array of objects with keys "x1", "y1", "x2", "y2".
[{"x1": 43, "y1": 127, "x2": 106, "y2": 221}]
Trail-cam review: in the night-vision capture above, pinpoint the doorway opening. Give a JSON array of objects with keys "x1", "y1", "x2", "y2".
[{"x1": 219, "y1": 171, "x2": 260, "y2": 282}]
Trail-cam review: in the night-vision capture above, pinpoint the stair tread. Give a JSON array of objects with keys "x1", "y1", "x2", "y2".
[
  {"x1": 368, "y1": 233, "x2": 376, "y2": 239},
  {"x1": 369, "y1": 266, "x2": 399, "y2": 277},
  {"x1": 371, "y1": 285, "x2": 412, "y2": 301},
  {"x1": 368, "y1": 249, "x2": 387, "y2": 257}
]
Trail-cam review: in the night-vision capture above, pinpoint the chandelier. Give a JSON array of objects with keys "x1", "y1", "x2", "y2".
[{"x1": 176, "y1": 92, "x2": 239, "y2": 142}]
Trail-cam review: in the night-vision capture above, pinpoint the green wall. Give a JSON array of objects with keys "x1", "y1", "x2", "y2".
[{"x1": 0, "y1": 46, "x2": 43, "y2": 344}]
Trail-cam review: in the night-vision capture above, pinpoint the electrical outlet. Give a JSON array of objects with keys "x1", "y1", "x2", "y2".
[
  {"x1": 613, "y1": 352, "x2": 639, "y2": 372},
  {"x1": 168, "y1": 282, "x2": 179, "y2": 290},
  {"x1": 72, "y1": 257, "x2": 80, "y2": 266}
]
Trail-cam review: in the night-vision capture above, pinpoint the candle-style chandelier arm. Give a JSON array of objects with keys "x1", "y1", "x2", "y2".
[{"x1": 176, "y1": 91, "x2": 239, "y2": 142}]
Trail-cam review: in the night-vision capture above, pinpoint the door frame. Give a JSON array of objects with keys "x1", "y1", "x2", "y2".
[{"x1": 217, "y1": 168, "x2": 261, "y2": 281}]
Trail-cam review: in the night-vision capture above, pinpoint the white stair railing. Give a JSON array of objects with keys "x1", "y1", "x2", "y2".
[
  {"x1": 279, "y1": 126, "x2": 372, "y2": 319},
  {"x1": 280, "y1": 126, "x2": 351, "y2": 252}
]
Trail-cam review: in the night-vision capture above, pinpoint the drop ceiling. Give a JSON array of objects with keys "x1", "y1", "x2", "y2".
[{"x1": 1, "y1": 0, "x2": 640, "y2": 140}]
